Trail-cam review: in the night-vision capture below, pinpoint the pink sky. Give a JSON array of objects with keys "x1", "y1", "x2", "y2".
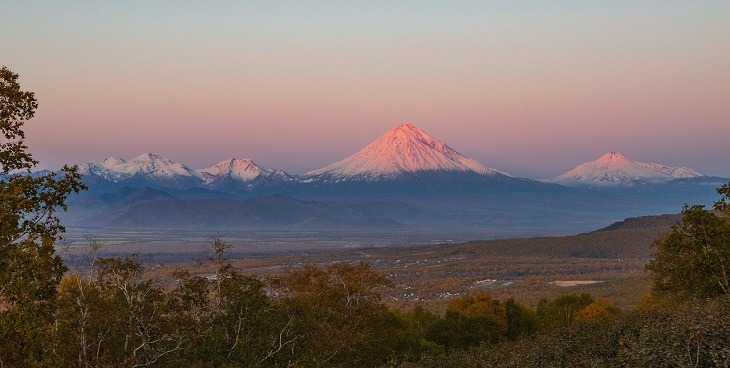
[{"x1": 2, "y1": 1, "x2": 729, "y2": 177}]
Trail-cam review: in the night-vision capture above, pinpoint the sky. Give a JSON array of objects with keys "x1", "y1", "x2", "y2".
[{"x1": 1, "y1": 1, "x2": 729, "y2": 178}]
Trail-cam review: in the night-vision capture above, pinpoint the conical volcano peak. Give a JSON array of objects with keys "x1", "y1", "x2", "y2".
[
  {"x1": 305, "y1": 123, "x2": 510, "y2": 181},
  {"x1": 555, "y1": 152, "x2": 703, "y2": 186},
  {"x1": 601, "y1": 151, "x2": 627, "y2": 159},
  {"x1": 379, "y1": 123, "x2": 447, "y2": 152},
  {"x1": 390, "y1": 122, "x2": 422, "y2": 134},
  {"x1": 394, "y1": 122, "x2": 416, "y2": 129},
  {"x1": 605, "y1": 151, "x2": 626, "y2": 158},
  {"x1": 383, "y1": 122, "x2": 427, "y2": 140},
  {"x1": 595, "y1": 151, "x2": 632, "y2": 166}
]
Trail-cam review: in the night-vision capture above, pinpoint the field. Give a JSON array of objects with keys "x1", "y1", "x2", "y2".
[{"x1": 63, "y1": 222, "x2": 669, "y2": 310}]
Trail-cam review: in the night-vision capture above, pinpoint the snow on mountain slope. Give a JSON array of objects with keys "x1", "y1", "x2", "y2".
[
  {"x1": 198, "y1": 158, "x2": 292, "y2": 183},
  {"x1": 112, "y1": 153, "x2": 199, "y2": 177},
  {"x1": 79, "y1": 153, "x2": 201, "y2": 182},
  {"x1": 305, "y1": 123, "x2": 510, "y2": 181},
  {"x1": 77, "y1": 154, "x2": 294, "y2": 191},
  {"x1": 555, "y1": 152, "x2": 702, "y2": 186},
  {"x1": 101, "y1": 157, "x2": 126, "y2": 167}
]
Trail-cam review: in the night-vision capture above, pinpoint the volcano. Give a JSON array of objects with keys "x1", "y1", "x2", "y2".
[{"x1": 304, "y1": 123, "x2": 510, "y2": 182}]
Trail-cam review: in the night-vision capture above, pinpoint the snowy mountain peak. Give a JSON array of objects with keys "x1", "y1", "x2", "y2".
[
  {"x1": 305, "y1": 122, "x2": 510, "y2": 181},
  {"x1": 198, "y1": 157, "x2": 290, "y2": 182},
  {"x1": 121, "y1": 153, "x2": 198, "y2": 178},
  {"x1": 595, "y1": 151, "x2": 630, "y2": 165},
  {"x1": 130, "y1": 153, "x2": 164, "y2": 163},
  {"x1": 101, "y1": 157, "x2": 126, "y2": 167},
  {"x1": 555, "y1": 152, "x2": 703, "y2": 186},
  {"x1": 80, "y1": 153, "x2": 200, "y2": 183},
  {"x1": 392, "y1": 122, "x2": 420, "y2": 134}
]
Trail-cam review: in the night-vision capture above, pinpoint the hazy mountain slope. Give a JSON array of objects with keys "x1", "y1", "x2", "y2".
[
  {"x1": 78, "y1": 195, "x2": 421, "y2": 229},
  {"x1": 592, "y1": 213, "x2": 683, "y2": 232}
]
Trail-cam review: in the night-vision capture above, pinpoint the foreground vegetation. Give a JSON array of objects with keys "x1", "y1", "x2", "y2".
[
  {"x1": 4, "y1": 197, "x2": 730, "y2": 367},
  {"x1": 2, "y1": 66, "x2": 729, "y2": 367},
  {"x1": 400, "y1": 296, "x2": 730, "y2": 368}
]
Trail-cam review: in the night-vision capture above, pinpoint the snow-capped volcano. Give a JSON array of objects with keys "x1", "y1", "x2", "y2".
[
  {"x1": 555, "y1": 152, "x2": 702, "y2": 186},
  {"x1": 305, "y1": 123, "x2": 510, "y2": 181},
  {"x1": 78, "y1": 153, "x2": 204, "y2": 189},
  {"x1": 88, "y1": 153, "x2": 200, "y2": 180},
  {"x1": 198, "y1": 158, "x2": 291, "y2": 183},
  {"x1": 77, "y1": 154, "x2": 294, "y2": 191}
]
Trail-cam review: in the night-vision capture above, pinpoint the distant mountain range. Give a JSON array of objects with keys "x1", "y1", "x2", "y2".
[
  {"x1": 77, "y1": 123, "x2": 516, "y2": 190},
  {"x1": 44, "y1": 123, "x2": 726, "y2": 233},
  {"x1": 76, "y1": 123, "x2": 710, "y2": 189}
]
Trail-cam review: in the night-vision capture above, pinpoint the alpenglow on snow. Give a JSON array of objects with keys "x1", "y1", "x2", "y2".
[
  {"x1": 554, "y1": 151, "x2": 702, "y2": 186},
  {"x1": 198, "y1": 157, "x2": 292, "y2": 184},
  {"x1": 304, "y1": 123, "x2": 511, "y2": 181},
  {"x1": 79, "y1": 154, "x2": 291, "y2": 189}
]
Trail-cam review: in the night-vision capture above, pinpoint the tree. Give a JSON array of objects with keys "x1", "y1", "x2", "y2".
[
  {"x1": 54, "y1": 234, "x2": 106, "y2": 368},
  {"x1": 536, "y1": 293, "x2": 594, "y2": 330},
  {"x1": 425, "y1": 311, "x2": 502, "y2": 353},
  {"x1": 646, "y1": 190, "x2": 730, "y2": 299},
  {"x1": 193, "y1": 265, "x2": 292, "y2": 367},
  {"x1": 0, "y1": 66, "x2": 85, "y2": 366},
  {"x1": 573, "y1": 297, "x2": 621, "y2": 325},
  {"x1": 102, "y1": 257, "x2": 187, "y2": 367},
  {"x1": 715, "y1": 181, "x2": 730, "y2": 213},
  {"x1": 503, "y1": 298, "x2": 538, "y2": 340},
  {"x1": 168, "y1": 237, "x2": 297, "y2": 367},
  {"x1": 395, "y1": 305, "x2": 445, "y2": 362},
  {"x1": 446, "y1": 292, "x2": 508, "y2": 333},
  {"x1": 273, "y1": 262, "x2": 402, "y2": 367}
]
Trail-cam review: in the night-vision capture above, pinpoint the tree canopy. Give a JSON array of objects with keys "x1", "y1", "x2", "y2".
[
  {"x1": 646, "y1": 183, "x2": 730, "y2": 299},
  {"x1": 0, "y1": 65, "x2": 85, "y2": 366}
]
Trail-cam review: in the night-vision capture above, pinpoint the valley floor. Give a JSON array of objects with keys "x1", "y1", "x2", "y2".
[{"x1": 61, "y1": 224, "x2": 664, "y2": 309}]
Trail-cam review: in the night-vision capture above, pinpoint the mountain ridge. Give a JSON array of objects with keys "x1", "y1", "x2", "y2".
[{"x1": 72, "y1": 125, "x2": 709, "y2": 191}]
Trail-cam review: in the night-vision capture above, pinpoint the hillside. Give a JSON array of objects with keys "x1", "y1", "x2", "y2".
[{"x1": 592, "y1": 213, "x2": 682, "y2": 232}]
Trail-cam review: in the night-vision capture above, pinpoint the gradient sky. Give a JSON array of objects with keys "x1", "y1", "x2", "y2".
[{"x1": 2, "y1": 1, "x2": 728, "y2": 178}]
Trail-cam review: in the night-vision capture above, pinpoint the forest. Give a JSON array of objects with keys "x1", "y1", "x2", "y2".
[{"x1": 2, "y1": 66, "x2": 730, "y2": 367}]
